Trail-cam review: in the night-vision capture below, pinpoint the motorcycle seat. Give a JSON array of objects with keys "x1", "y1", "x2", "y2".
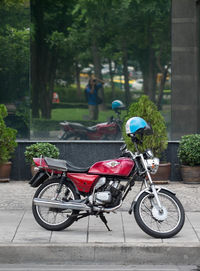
[
  {"x1": 87, "y1": 126, "x2": 97, "y2": 132},
  {"x1": 69, "y1": 122, "x2": 87, "y2": 130},
  {"x1": 66, "y1": 160, "x2": 90, "y2": 173},
  {"x1": 44, "y1": 157, "x2": 90, "y2": 173},
  {"x1": 44, "y1": 157, "x2": 68, "y2": 171}
]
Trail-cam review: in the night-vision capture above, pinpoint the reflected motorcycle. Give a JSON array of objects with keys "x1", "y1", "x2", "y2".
[
  {"x1": 59, "y1": 100, "x2": 125, "y2": 140},
  {"x1": 29, "y1": 117, "x2": 185, "y2": 238}
]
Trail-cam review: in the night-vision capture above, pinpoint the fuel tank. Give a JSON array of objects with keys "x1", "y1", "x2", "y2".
[{"x1": 88, "y1": 158, "x2": 134, "y2": 177}]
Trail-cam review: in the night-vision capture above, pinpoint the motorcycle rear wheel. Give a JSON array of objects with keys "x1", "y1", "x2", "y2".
[
  {"x1": 60, "y1": 132, "x2": 85, "y2": 140},
  {"x1": 32, "y1": 178, "x2": 80, "y2": 231},
  {"x1": 134, "y1": 189, "x2": 185, "y2": 238}
]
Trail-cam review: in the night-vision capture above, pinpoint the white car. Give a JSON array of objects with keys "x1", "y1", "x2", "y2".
[{"x1": 132, "y1": 79, "x2": 143, "y2": 91}]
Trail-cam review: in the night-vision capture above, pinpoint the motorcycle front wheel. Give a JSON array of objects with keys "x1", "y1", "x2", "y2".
[
  {"x1": 32, "y1": 178, "x2": 80, "y2": 231},
  {"x1": 134, "y1": 189, "x2": 185, "y2": 238}
]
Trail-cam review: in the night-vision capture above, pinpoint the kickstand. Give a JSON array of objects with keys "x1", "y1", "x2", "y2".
[{"x1": 99, "y1": 213, "x2": 111, "y2": 231}]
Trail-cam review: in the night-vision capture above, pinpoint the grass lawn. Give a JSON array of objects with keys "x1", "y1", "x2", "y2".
[
  {"x1": 32, "y1": 106, "x2": 171, "y2": 138},
  {"x1": 51, "y1": 106, "x2": 170, "y2": 123},
  {"x1": 51, "y1": 108, "x2": 127, "y2": 122}
]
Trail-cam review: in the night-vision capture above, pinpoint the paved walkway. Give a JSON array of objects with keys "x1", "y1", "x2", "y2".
[
  {"x1": 1, "y1": 181, "x2": 200, "y2": 211},
  {"x1": 0, "y1": 209, "x2": 200, "y2": 244},
  {"x1": 0, "y1": 181, "x2": 199, "y2": 265}
]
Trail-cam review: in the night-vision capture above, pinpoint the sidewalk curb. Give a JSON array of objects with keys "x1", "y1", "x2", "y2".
[{"x1": 0, "y1": 243, "x2": 200, "y2": 265}]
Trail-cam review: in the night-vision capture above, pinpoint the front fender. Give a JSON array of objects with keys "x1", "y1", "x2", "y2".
[
  {"x1": 29, "y1": 170, "x2": 49, "y2": 187},
  {"x1": 128, "y1": 186, "x2": 176, "y2": 214}
]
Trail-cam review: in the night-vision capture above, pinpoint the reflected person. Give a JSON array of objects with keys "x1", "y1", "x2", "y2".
[{"x1": 85, "y1": 77, "x2": 104, "y2": 120}]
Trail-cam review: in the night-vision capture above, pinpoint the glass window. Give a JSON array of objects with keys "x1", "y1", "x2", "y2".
[
  {"x1": 0, "y1": 1, "x2": 171, "y2": 140},
  {"x1": 0, "y1": 1, "x2": 30, "y2": 139}
]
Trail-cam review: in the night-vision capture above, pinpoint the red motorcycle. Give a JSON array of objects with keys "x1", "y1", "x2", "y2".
[
  {"x1": 59, "y1": 100, "x2": 125, "y2": 140},
  {"x1": 30, "y1": 120, "x2": 185, "y2": 238},
  {"x1": 59, "y1": 117, "x2": 122, "y2": 140}
]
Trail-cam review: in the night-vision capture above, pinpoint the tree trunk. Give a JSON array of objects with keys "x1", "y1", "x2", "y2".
[
  {"x1": 157, "y1": 65, "x2": 169, "y2": 111},
  {"x1": 30, "y1": 39, "x2": 40, "y2": 118},
  {"x1": 75, "y1": 61, "x2": 81, "y2": 99},
  {"x1": 40, "y1": 49, "x2": 57, "y2": 119},
  {"x1": 91, "y1": 40, "x2": 106, "y2": 109},
  {"x1": 122, "y1": 40, "x2": 131, "y2": 107},
  {"x1": 31, "y1": 0, "x2": 57, "y2": 120},
  {"x1": 30, "y1": 0, "x2": 43, "y2": 118},
  {"x1": 142, "y1": 48, "x2": 157, "y2": 102},
  {"x1": 108, "y1": 58, "x2": 115, "y2": 99}
]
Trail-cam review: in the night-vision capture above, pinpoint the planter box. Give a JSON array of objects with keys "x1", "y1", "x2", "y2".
[
  {"x1": 0, "y1": 162, "x2": 12, "y2": 182},
  {"x1": 151, "y1": 163, "x2": 171, "y2": 184},
  {"x1": 181, "y1": 165, "x2": 200, "y2": 184}
]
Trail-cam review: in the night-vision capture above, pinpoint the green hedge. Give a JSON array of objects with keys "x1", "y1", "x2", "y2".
[
  {"x1": 54, "y1": 85, "x2": 128, "y2": 104},
  {"x1": 178, "y1": 134, "x2": 200, "y2": 166},
  {"x1": 31, "y1": 118, "x2": 97, "y2": 132},
  {"x1": 54, "y1": 85, "x2": 86, "y2": 103},
  {"x1": 54, "y1": 84, "x2": 171, "y2": 106}
]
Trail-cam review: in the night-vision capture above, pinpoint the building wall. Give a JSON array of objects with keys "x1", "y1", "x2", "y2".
[
  {"x1": 171, "y1": 0, "x2": 200, "y2": 139},
  {"x1": 11, "y1": 141, "x2": 181, "y2": 181}
]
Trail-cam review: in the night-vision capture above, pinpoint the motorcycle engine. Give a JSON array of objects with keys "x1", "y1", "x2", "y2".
[{"x1": 89, "y1": 177, "x2": 124, "y2": 207}]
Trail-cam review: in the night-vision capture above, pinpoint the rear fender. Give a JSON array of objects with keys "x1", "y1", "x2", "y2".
[
  {"x1": 66, "y1": 177, "x2": 80, "y2": 195},
  {"x1": 29, "y1": 171, "x2": 49, "y2": 187},
  {"x1": 129, "y1": 186, "x2": 176, "y2": 214},
  {"x1": 30, "y1": 171, "x2": 81, "y2": 196}
]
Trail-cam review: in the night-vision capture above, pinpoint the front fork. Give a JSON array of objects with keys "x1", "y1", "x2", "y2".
[{"x1": 140, "y1": 154, "x2": 163, "y2": 210}]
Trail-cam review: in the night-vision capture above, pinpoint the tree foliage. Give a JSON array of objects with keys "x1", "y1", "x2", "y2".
[
  {"x1": 123, "y1": 95, "x2": 168, "y2": 158},
  {"x1": 24, "y1": 142, "x2": 59, "y2": 165},
  {"x1": 31, "y1": 0, "x2": 76, "y2": 118},
  {"x1": 0, "y1": 0, "x2": 29, "y2": 103},
  {"x1": 0, "y1": 104, "x2": 17, "y2": 163},
  {"x1": 1, "y1": 0, "x2": 171, "y2": 120}
]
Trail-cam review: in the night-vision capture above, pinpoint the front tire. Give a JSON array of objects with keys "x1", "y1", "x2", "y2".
[
  {"x1": 134, "y1": 189, "x2": 185, "y2": 238},
  {"x1": 32, "y1": 178, "x2": 80, "y2": 231}
]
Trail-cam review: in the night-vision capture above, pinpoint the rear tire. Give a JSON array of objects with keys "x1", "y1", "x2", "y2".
[
  {"x1": 134, "y1": 189, "x2": 185, "y2": 238},
  {"x1": 32, "y1": 178, "x2": 80, "y2": 231}
]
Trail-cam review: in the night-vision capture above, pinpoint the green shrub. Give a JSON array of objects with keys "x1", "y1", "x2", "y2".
[
  {"x1": 123, "y1": 95, "x2": 168, "y2": 158},
  {"x1": 55, "y1": 84, "x2": 128, "y2": 105},
  {"x1": 178, "y1": 134, "x2": 200, "y2": 166},
  {"x1": 104, "y1": 86, "x2": 126, "y2": 104},
  {"x1": 0, "y1": 104, "x2": 17, "y2": 164},
  {"x1": 54, "y1": 85, "x2": 86, "y2": 103},
  {"x1": 24, "y1": 142, "x2": 60, "y2": 165}
]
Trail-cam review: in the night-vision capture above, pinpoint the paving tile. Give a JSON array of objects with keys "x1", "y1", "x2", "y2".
[
  {"x1": 51, "y1": 216, "x2": 88, "y2": 243},
  {"x1": 13, "y1": 232, "x2": 51, "y2": 243},
  {"x1": 186, "y1": 212, "x2": 200, "y2": 229},
  {"x1": 13, "y1": 210, "x2": 51, "y2": 243},
  {"x1": 121, "y1": 211, "x2": 162, "y2": 243},
  {"x1": 0, "y1": 210, "x2": 24, "y2": 243},
  {"x1": 163, "y1": 215, "x2": 199, "y2": 243},
  {"x1": 88, "y1": 212, "x2": 124, "y2": 243},
  {"x1": 195, "y1": 228, "x2": 200, "y2": 241}
]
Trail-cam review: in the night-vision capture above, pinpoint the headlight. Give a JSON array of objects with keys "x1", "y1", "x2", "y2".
[
  {"x1": 146, "y1": 158, "x2": 160, "y2": 174},
  {"x1": 145, "y1": 149, "x2": 154, "y2": 159},
  {"x1": 33, "y1": 167, "x2": 40, "y2": 173}
]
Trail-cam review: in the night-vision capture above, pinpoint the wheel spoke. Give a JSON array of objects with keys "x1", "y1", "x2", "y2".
[
  {"x1": 35, "y1": 182, "x2": 75, "y2": 226},
  {"x1": 138, "y1": 191, "x2": 182, "y2": 235}
]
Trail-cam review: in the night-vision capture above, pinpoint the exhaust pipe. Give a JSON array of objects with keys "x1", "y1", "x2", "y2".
[
  {"x1": 33, "y1": 198, "x2": 122, "y2": 213},
  {"x1": 33, "y1": 198, "x2": 91, "y2": 211}
]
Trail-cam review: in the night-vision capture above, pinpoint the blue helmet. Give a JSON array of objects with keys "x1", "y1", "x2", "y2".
[
  {"x1": 125, "y1": 117, "x2": 152, "y2": 135},
  {"x1": 112, "y1": 100, "x2": 125, "y2": 110}
]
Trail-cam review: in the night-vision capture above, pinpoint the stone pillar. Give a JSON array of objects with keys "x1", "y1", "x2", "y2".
[{"x1": 171, "y1": 0, "x2": 200, "y2": 140}]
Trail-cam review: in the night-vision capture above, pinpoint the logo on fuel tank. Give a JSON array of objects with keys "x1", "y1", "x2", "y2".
[{"x1": 106, "y1": 161, "x2": 120, "y2": 168}]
